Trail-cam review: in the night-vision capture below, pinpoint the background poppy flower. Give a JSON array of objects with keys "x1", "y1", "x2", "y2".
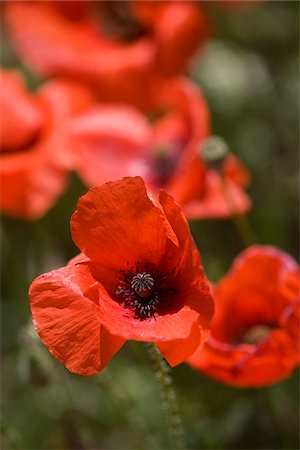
[
  {"x1": 0, "y1": 70, "x2": 94, "y2": 220},
  {"x1": 188, "y1": 245, "x2": 300, "y2": 387},
  {"x1": 29, "y1": 176, "x2": 214, "y2": 374},
  {"x1": 69, "y1": 76, "x2": 251, "y2": 219},
  {"x1": 4, "y1": 0, "x2": 210, "y2": 108},
  {"x1": 182, "y1": 142, "x2": 252, "y2": 219},
  {"x1": 130, "y1": 0, "x2": 210, "y2": 75}
]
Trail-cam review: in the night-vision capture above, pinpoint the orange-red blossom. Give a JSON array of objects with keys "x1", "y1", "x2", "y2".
[
  {"x1": 69, "y1": 77, "x2": 251, "y2": 220},
  {"x1": 29, "y1": 177, "x2": 214, "y2": 375},
  {"x1": 0, "y1": 69, "x2": 93, "y2": 220},
  {"x1": 188, "y1": 246, "x2": 300, "y2": 387},
  {"x1": 5, "y1": 0, "x2": 210, "y2": 109}
]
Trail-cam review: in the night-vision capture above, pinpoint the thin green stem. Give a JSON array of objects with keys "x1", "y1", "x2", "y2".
[
  {"x1": 231, "y1": 213, "x2": 257, "y2": 247},
  {"x1": 221, "y1": 174, "x2": 257, "y2": 247},
  {"x1": 145, "y1": 343, "x2": 186, "y2": 450}
]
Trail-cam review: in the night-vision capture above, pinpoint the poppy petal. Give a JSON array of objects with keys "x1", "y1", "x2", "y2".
[
  {"x1": 0, "y1": 76, "x2": 81, "y2": 220},
  {"x1": 0, "y1": 70, "x2": 44, "y2": 152},
  {"x1": 29, "y1": 263, "x2": 125, "y2": 375},
  {"x1": 4, "y1": 1, "x2": 155, "y2": 107},
  {"x1": 188, "y1": 246, "x2": 300, "y2": 387},
  {"x1": 183, "y1": 171, "x2": 252, "y2": 219},
  {"x1": 154, "y1": 2, "x2": 210, "y2": 75},
  {"x1": 71, "y1": 177, "x2": 171, "y2": 280},
  {"x1": 69, "y1": 106, "x2": 152, "y2": 187},
  {"x1": 132, "y1": 1, "x2": 210, "y2": 74},
  {"x1": 223, "y1": 154, "x2": 251, "y2": 189},
  {"x1": 97, "y1": 282, "x2": 200, "y2": 342},
  {"x1": 212, "y1": 245, "x2": 299, "y2": 342},
  {"x1": 189, "y1": 326, "x2": 299, "y2": 388},
  {"x1": 159, "y1": 189, "x2": 214, "y2": 329},
  {"x1": 157, "y1": 320, "x2": 209, "y2": 366}
]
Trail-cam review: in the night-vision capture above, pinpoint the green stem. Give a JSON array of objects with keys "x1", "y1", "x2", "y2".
[
  {"x1": 221, "y1": 174, "x2": 257, "y2": 247},
  {"x1": 145, "y1": 343, "x2": 186, "y2": 450},
  {"x1": 231, "y1": 213, "x2": 257, "y2": 247}
]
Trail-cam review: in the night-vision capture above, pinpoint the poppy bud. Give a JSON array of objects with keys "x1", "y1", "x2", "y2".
[{"x1": 200, "y1": 136, "x2": 229, "y2": 171}]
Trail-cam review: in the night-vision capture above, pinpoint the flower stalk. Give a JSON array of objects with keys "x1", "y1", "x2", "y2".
[
  {"x1": 201, "y1": 135, "x2": 256, "y2": 247},
  {"x1": 220, "y1": 173, "x2": 257, "y2": 247},
  {"x1": 145, "y1": 343, "x2": 186, "y2": 450}
]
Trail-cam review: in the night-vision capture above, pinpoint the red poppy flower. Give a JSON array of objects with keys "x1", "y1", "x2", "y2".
[
  {"x1": 69, "y1": 76, "x2": 251, "y2": 219},
  {"x1": 188, "y1": 246, "x2": 300, "y2": 387},
  {"x1": 0, "y1": 70, "x2": 94, "y2": 220},
  {"x1": 4, "y1": 1, "x2": 210, "y2": 108},
  {"x1": 29, "y1": 176, "x2": 214, "y2": 375}
]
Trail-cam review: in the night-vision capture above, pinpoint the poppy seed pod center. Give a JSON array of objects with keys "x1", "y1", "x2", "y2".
[
  {"x1": 131, "y1": 272, "x2": 154, "y2": 298},
  {"x1": 91, "y1": 1, "x2": 146, "y2": 42},
  {"x1": 115, "y1": 261, "x2": 177, "y2": 320},
  {"x1": 153, "y1": 146, "x2": 177, "y2": 184},
  {"x1": 242, "y1": 324, "x2": 275, "y2": 345}
]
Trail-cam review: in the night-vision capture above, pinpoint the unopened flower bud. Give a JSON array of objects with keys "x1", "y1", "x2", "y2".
[{"x1": 200, "y1": 136, "x2": 229, "y2": 171}]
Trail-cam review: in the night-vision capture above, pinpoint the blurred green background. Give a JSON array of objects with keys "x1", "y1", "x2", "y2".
[{"x1": 1, "y1": 1, "x2": 299, "y2": 449}]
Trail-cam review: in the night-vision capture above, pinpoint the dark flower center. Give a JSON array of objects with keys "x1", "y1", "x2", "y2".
[
  {"x1": 91, "y1": 1, "x2": 147, "y2": 42},
  {"x1": 115, "y1": 261, "x2": 177, "y2": 320},
  {"x1": 241, "y1": 324, "x2": 274, "y2": 345},
  {"x1": 228, "y1": 323, "x2": 278, "y2": 345},
  {"x1": 131, "y1": 272, "x2": 154, "y2": 298},
  {"x1": 151, "y1": 144, "x2": 185, "y2": 186}
]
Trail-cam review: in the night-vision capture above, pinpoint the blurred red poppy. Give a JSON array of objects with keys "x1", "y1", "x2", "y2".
[
  {"x1": 4, "y1": 1, "x2": 210, "y2": 109},
  {"x1": 0, "y1": 70, "x2": 94, "y2": 220},
  {"x1": 29, "y1": 177, "x2": 214, "y2": 375},
  {"x1": 188, "y1": 246, "x2": 300, "y2": 387},
  {"x1": 69, "y1": 76, "x2": 251, "y2": 219}
]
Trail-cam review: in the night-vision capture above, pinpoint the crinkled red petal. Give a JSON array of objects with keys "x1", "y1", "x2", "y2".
[
  {"x1": 70, "y1": 177, "x2": 172, "y2": 283},
  {"x1": 157, "y1": 320, "x2": 210, "y2": 367},
  {"x1": 29, "y1": 262, "x2": 125, "y2": 375}
]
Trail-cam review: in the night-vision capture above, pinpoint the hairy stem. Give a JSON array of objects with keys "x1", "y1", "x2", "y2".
[{"x1": 145, "y1": 343, "x2": 186, "y2": 450}]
